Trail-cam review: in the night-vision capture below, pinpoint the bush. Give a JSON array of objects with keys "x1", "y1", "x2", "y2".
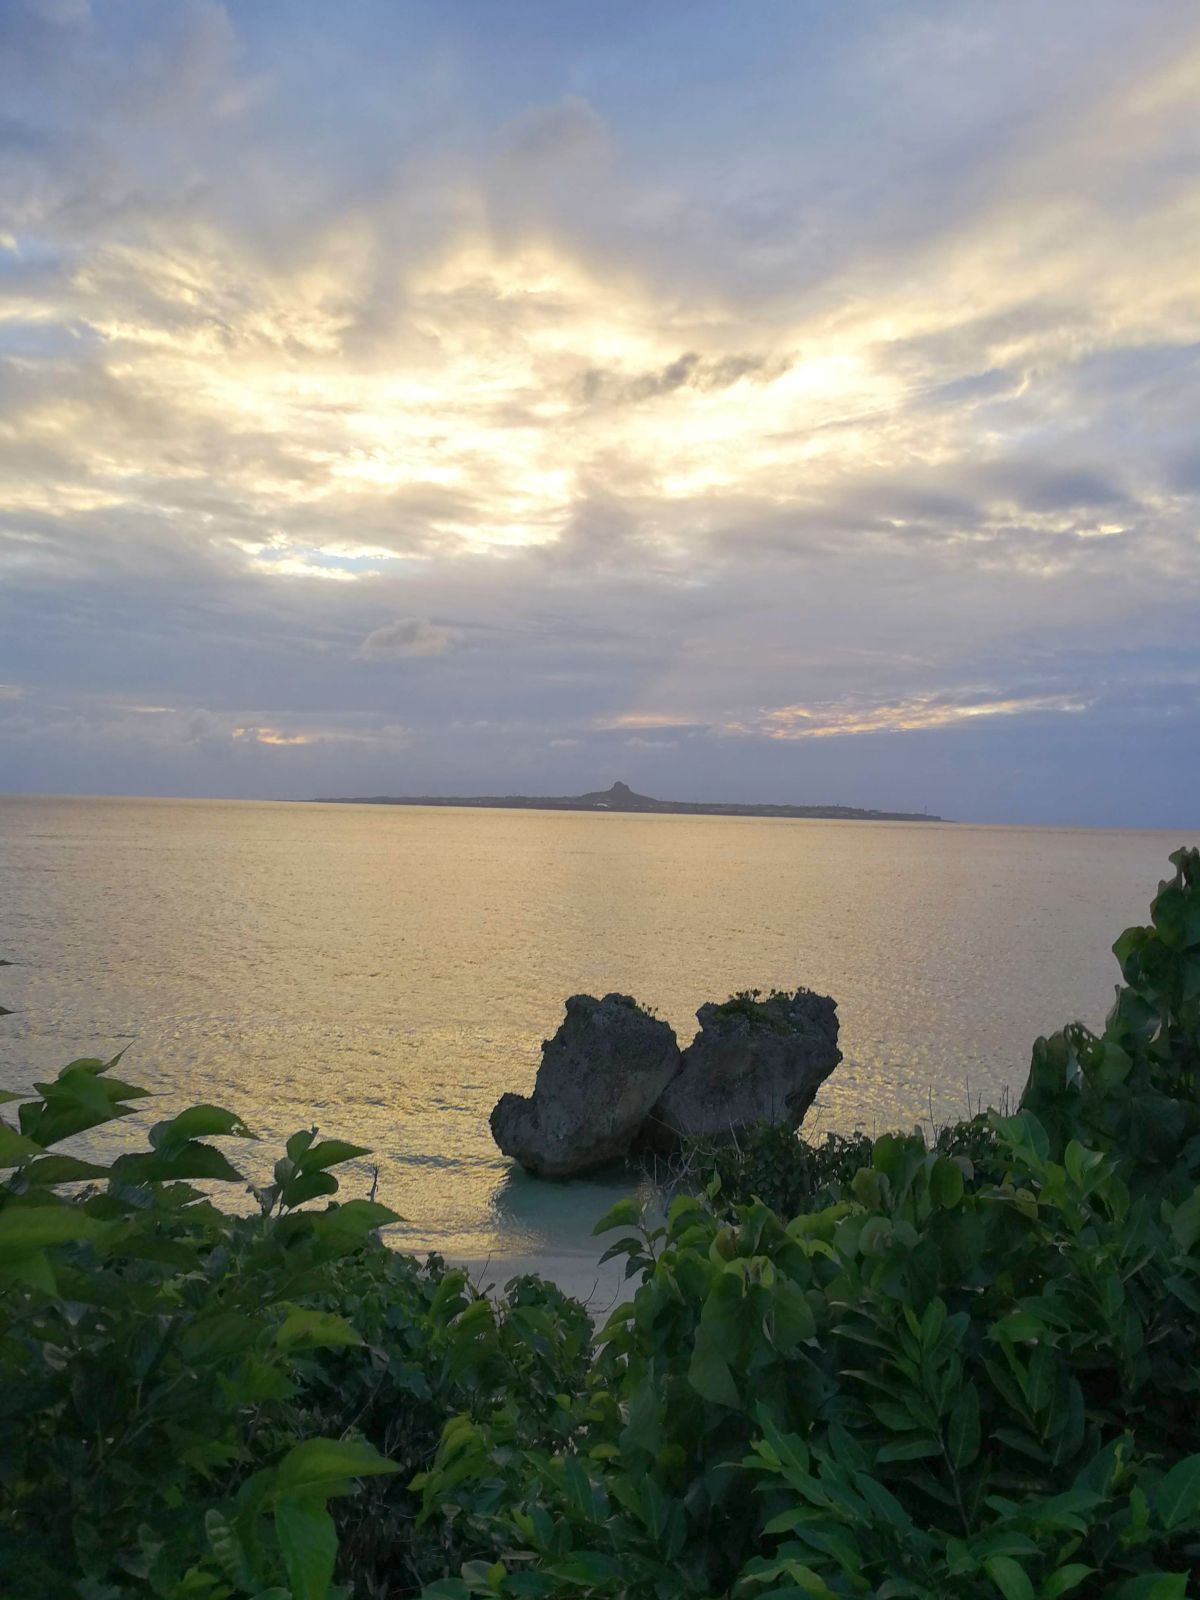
[
  {"x1": 0, "y1": 1074, "x2": 592, "y2": 1597},
  {"x1": 686, "y1": 1123, "x2": 877, "y2": 1218}
]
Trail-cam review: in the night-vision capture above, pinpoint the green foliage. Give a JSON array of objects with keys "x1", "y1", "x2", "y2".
[
  {"x1": 413, "y1": 848, "x2": 1200, "y2": 1598},
  {"x1": 693, "y1": 1123, "x2": 879, "y2": 1217},
  {"x1": 0, "y1": 1060, "x2": 593, "y2": 1598},
  {"x1": 710, "y1": 988, "x2": 816, "y2": 1033}
]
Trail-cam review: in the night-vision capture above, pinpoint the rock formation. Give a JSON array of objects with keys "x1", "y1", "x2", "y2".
[
  {"x1": 489, "y1": 993, "x2": 680, "y2": 1178},
  {"x1": 490, "y1": 986, "x2": 841, "y2": 1176},
  {"x1": 641, "y1": 988, "x2": 841, "y2": 1152}
]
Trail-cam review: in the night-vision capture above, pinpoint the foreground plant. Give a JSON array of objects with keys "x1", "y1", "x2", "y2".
[{"x1": 0, "y1": 1065, "x2": 591, "y2": 1598}]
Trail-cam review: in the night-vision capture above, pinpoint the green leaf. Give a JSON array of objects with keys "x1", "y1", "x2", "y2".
[
  {"x1": 0, "y1": 1204, "x2": 109, "y2": 1259},
  {"x1": 19, "y1": 1153, "x2": 110, "y2": 1184},
  {"x1": 591, "y1": 1196, "x2": 640, "y2": 1236},
  {"x1": 1155, "y1": 1453, "x2": 1200, "y2": 1530},
  {"x1": 0, "y1": 1120, "x2": 43, "y2": 1165},
  {"x1": 546, "y1": 1552, "x2": 627, "y2": 1586},
  {"x1": 1110, "y1": 1577, "x2": 1188, "y2": 1600},
  {"x1": 315, "y1": 1199, "x2": 400, "y2": 1236},
  {"x1": 1169, "y1": 1190, "x2": 1200, "y2": 1253},
  {"x1": 287, "y1": 1127, "x2": 316, "y2": 1162},
  {"x1": 1040, "y1": 1567, "x2": 1094, "y2": 1600},
  {"x1": 0, "y1": 1248, "x2": 57, "y2": 1291},
  {"x1": 276, "y1": 1309, "x2": 364, "y2": 1352},
  {"x1": 281, "y1": 1171, "x2": 340, "y2": 1208},
  {"x1": 274, "y1": 1437, "x2": 400, "y2": 1498},
  {"x1": 987, "y1": 1556, "x2": 1036, "y2": 1600},
  {"x1": 948, "y1": 1384, "x2": 981, "y2": 1468},
  {"x1": 150, "y1": 1104, "x2": 256, "y2": 1149},
  {"x1": 930, "y1": 1156, "x2": 964, "y2": 1209},
  {"x1": 111, "y1": 1141, "x2": 245, "y2": 1184},
  {"x1": 297, "y1": 1139, "x2": 369, "y2": 1174},
  {"x1": 275, "y1": 1495, "x2": 337, "y2": 1600},
  {"x1": 688, "y1": 1341, "x2": 740, "y2": 1408},
  {"x1": 876, "y1": 1437, "x2": 940, "y2": 1463}
]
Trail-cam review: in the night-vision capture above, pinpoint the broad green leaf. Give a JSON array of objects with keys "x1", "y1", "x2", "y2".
[
  {"x1": 986, "y1": 1556, "x2": 1036, "y2": 1600},
  {"x1": 688, "y1": 1341, "x2": 740, "y2": 1408},
  {"x1": 598, "y1": 1234, "x2": 646, "y2": 1264},
  {"x1": 1169, "y1": 1190, "x2": 1200, "y2": 1253},
  {"x1": 275, "y1": 1494, "x2": 336, "y2": 1600},
  {"x1": 930, "y1": 1156, "x2": 964, "y2": 1209},
  {"x1": 287, "y1": 1128, "x2": 317, "y2": 1163},
  {"x1": 275, "y1": 1437, "x2": 401, "y2": 1497},
  {"x1": 19, "y1": 1095, "x2": 137, "y2": 1148},
  {"x1": 281, "y1": 1171, "x2": 340, "y2": 1209},
  {"x1": 1155, "y1": 1453, "x2": 1200, "y2": 1530},
  {"x1": 276, "y1": 1308, "x2": 364, "y2": 1352},
  {"x1": 1110, "y1": 1577, "x2": 1188, "y2": 1600},
  {"x1": 296, "y1": 1139, "x2": 369, "y2": 1174},
  {"x1": 1040, "y1": 1567, "x2": 1093, "y2": 1599},
  {"x1": 667, "y1": 1192, "x2": 705, "y2": 1228},
  {"x1": 111, "y1": 1141, "x2": 245, "y2": 1184},
  {"x1": 317, "y1": 1199, "x2": 400, "y2": 1235},
  {"x1": 0, "y1": 1248, "x2": 57, "y2": 1291},
  {"x1": 0, "y1": 1120, "x2": 43, "y2": 1166},
  {"x1": 19, "y1": 1153, "x2": 110, "y2": 1184},
  {"x1": 150, "y1": 1104, "x2": 256, "y2": 1149},
  {"x1": 591, "y1": 1196, "x2": 641, "y2": 1235},
  {"x1": 0, "y1": 1204, "x2": 109, "y2": 1259}
]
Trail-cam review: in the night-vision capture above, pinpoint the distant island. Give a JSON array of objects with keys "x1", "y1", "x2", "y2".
[{"x1": 310, "y1": 779, "x2": 943, "y2": 823}]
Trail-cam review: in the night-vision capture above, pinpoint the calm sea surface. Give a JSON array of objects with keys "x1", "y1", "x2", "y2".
[{"x1": 1, "y1": 797, "x2": 1195, "y2": 1263}]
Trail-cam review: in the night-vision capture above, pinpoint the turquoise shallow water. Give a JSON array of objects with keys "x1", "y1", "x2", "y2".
[{"x1": 1, "y1": 796, "x2": 1195, "y2": 1264}]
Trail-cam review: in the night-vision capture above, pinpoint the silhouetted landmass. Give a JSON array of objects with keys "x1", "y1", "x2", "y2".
[{"x1": 310, "y1": 779, "x2": 943, "y2": 822}]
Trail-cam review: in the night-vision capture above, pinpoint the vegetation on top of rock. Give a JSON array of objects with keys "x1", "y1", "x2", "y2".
[
  {"x1": 710, "y1": 988, "x2": 810, "y2": 1028},
  {"x1": 1, "y1": 846, "x2": 1198, "y2": 1598}
]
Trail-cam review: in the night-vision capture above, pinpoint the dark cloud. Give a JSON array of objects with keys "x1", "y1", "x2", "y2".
[
  {"x1": 577, "y1": 351, "x2": 789, "y2": 406},
  {"x1": 356, "y1": 617, "x2": 459, "y2": 660}
]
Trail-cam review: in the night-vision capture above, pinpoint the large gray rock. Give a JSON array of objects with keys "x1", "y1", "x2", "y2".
[
  {"x1": 641, "y1": 988, "x2": 840, "y2": 1151},
  {"x1": 490, "y1": 993, "x2": 681, "y2": 1177}
]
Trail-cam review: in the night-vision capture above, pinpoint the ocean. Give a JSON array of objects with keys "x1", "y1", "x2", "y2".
[{"x1": 1, "y1": 796, "x2": 1194, "y2": 1277}]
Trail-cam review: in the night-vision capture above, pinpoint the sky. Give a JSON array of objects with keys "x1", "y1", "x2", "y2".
[{"x1": 1, "y1": 0, "x2": 1198, "y2": 826}]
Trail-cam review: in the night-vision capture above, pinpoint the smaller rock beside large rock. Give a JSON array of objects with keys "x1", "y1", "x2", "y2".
[
  {"x1": 490, "y1": 993, "x2": 680, "y2": 1178},
  {"x1": 640, "y1": 988, "x2": 841, "y2": 1152}
]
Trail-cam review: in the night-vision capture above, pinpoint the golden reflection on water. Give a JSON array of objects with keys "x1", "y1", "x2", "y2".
[{"x1": 1, "y1": 797, "x2": 1194, "y2": 1261}]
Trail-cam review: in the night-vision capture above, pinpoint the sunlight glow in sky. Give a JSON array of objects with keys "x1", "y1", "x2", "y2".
[{"x1": 2, "y1": 0, "x2": 1199, "y2": 823}]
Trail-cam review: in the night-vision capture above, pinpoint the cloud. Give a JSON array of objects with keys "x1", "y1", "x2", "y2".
[
  {"x1": 356, "y1": 617, "x2": 459, "y2": 660},
  {"x1": 577, "y1": 351, "x2": 790, "y2": 407},
  {"x1": 739, "y1": 691, "x2": 1090, "y2": 742},
  {"x1": 1, "y1": 2, "x2": 1199, "y2": 822}
]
